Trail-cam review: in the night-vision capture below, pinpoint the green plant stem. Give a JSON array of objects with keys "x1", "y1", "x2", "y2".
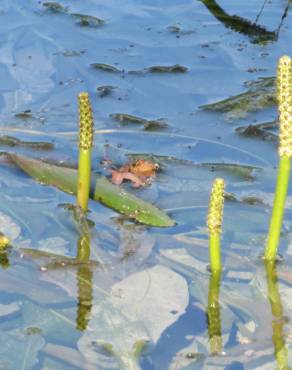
[
  {"x1": 265, "y1": 155, "x2": 290, "y2": 261},
  {"x1": 207, "y1": 269, "x2": 222, "y2": 355},
  {"x1": 209, "y1": 232, "x2": 221, "y2": 272},
  {"x1": 77, "y1": 148, "x2": 91, "y2": 212}
]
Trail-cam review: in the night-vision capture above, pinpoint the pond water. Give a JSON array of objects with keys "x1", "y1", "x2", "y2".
[{"x1": 1, "y1": 0, "x2": 292, "y2": 369}]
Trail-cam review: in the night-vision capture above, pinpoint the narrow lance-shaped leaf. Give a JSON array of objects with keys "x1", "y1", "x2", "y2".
[{"x1": 5, "y1": 153, "x2": 174, "y2": 227}]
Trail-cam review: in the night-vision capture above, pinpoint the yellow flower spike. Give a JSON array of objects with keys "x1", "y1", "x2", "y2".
[
  {"x1": 265, "y1": 56, "x2": 292, "y2": 261},
  {"x1": 77, "y1": 92, "x2": 94, "y2": 212},
  {"x1": 0, "y1": 233, "x2": 10, "y2": 250},
  {"x1": 207, "y1": 178, "x2": 225, "y2": 272}
]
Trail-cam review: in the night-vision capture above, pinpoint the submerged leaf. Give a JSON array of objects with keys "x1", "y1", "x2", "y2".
[
  {"x1": 42, "y1": 2, "x2": 68, "y2": 13},
  {"x1": 97, "y1": 85, "x2": 117, "y2": 97},
  {"x1": 0, "y1": 331, "x2": 45, "y2": 370},
  {"x1": 78, "y1": 265, "x2": 189, "y2": 369},
  {"x1": 198, "y1": 162, "x2": 259, "y2": 180},
  {"x1": 200, "y1": 77, "x2": 276, "y2": 120},
  {"x1": 110, "y1": 113, "x2": 168, "y2": 130},
  {"x1": 0, "y1": 135, "x2": 54, "y2": 149},
  {"x1": 4, "y1": 153, "x2": 174, "y2": 227},
  {"x1": 236, "y1": 120, "x2": 278, "y2": 142},
  {"x1": 20, "y1": 248, "x2": 98, "y2": 271},
  {"x1": 110, "y1": 113, "x2": 148, "y2": 125},
  {"x1": 147, "y1": 64, "x2": 188, "y2": 73},
  {"x1": 91, "y1": 63, "x2": 121, "y2": 73},
  {"x1": 71, "y1": 13, "x2": 104, "y2": 28},
  {"x1": 15, "y1": 110, "x2": 33, "y2": 119}
]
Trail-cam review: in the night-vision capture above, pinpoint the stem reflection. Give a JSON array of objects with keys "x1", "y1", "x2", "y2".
[
  {"x1": 207, "y1": 269, "x2": 222, "y2": 355},
  {"x1": 265, "y1": 261, "x2": 290, "y2": 369}
]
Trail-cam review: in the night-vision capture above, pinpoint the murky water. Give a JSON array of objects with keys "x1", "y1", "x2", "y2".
[{"x1": 1, "y1": 1, "x2": 292, "y2": 369}]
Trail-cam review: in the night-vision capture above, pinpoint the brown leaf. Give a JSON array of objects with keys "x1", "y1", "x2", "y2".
[{"x1": 110, "y1": 159, "x2": 159, "y2": 187}]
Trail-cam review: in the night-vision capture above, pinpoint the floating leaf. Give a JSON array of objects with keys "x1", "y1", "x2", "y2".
[
  {"x1": 71, "y1": 13, "x2": 104, "y2": 28},
  {"x1": 4, "y1": 153, "x2": 174, "y2": 227},
  {"x1": 147, "y1": 64, "x2": 188, "y2": 73},
  {"x1": 91, "y1": 63, "x2": 121, "y2": 73},
  {"x1": 42, "y1": 2, "x2": 68, "y2": 13},
  {"x1": 200, "y1": 77, "x2": 276, "y2": 120},
  {"x1": 0, "y1": 135, "x2": 54, "y2": 150},
  {"x1": 0, "y1": 263, "x2": 71, "y2": 304}
]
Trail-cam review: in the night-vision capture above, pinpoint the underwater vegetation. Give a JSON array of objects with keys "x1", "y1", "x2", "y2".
[{"x1": 1, "y1": 0, "x2": 292, "y2": 367}]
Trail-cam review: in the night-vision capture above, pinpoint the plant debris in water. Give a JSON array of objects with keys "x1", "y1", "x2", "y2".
[
  {"x1": 201, "y1": 0, "x2": 277, "y2": 44},
  {"x1": 147, "y1": 64, "x2": 188, "y2": 73},
  {"x1": 236, "y1": 120, "x2": 278, "y2": 142},
  {"x1": 71, "y1": 13, "x2": 104, "y2": 28},
  {"x1": 91, "y1": 63, "x2": 121, "y2": 73},
  {"x1": 110, "y1": 159, "x2": 160, "y2": 188},
  {"x1": 196, "y1": 162, "x2": 259, "y2": 180},
  {"x1": 20, "y1": 248, "x2": 98, "y2": 271},
  {"x1": 42, "y1": 3, "x2": 104, "y2": 28},
  {"x1": 42, "y1": 1, "x2": 68, "y2": 13},
  {"x1": 15, "y1": 110, "x2": 33, "y2": 120},
  {"x1": 97, "y1": 85, "x2": 117, "y2": 97},
  {"x1": 200, "y1": 77, "x2": 276, "y2": 120},
  {"x1": 0, "y1": 135, "x2": 54, "y2": 150},
  {"x1": 110, "y1": 113, "x2": 168, "y2": 130}
]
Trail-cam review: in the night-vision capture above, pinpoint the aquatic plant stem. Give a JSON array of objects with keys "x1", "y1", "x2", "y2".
[
  {"x1": 265, "y1": 156, "x2": 290, "y2": 260},
  {"x1": 209, "y1": 233, "x2": 221, "y2": 272},
  {"x1": 77, "y1": 149, "x2": 92, "y2": 212}
]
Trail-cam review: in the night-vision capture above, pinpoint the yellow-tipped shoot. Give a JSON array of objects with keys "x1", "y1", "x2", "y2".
[
  {"x1": 265, "y1": 56, "x2": 292, "y2": 261},
  {"x1": 207, "y1": 178, "x2": 225, "y2": 272},
  {"x1": 77, "y1": 92, "x2": 94, "y2": 212}
]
